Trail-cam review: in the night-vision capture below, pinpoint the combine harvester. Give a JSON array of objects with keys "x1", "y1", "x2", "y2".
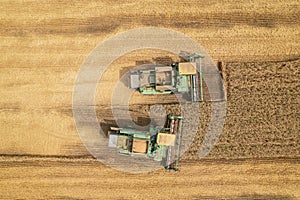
[
  {"x1": 129, "y1": 53, "x2": 204, "y2": 102},
  {"x1": 108, "y1": 115, "x2": 183, "y2": 171}
]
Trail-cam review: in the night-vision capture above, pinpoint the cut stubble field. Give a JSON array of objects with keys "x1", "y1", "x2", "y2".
[{"x1": 0, "y1": 156, "x2": 299, "y2": 200}]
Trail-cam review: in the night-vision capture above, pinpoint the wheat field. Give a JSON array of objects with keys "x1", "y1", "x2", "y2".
[{"x1": 0, "y1": 0, "x2": 299, "y2": 199}]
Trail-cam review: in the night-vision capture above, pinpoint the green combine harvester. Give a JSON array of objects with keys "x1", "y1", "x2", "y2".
[
  {"x1": 108, "y1": 115, "x2": 183, "y2": 171},
  {"x1": 129, "y1": 53, "x2": 204, "y2": 102}
]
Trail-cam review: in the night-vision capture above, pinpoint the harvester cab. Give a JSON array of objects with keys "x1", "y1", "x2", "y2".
[
  {"x1": 129, "y1": 53, "x2": 204, "y2": 102},
  {"x1": 108, "y1": 114, "x2": 183, "y2": 171}
]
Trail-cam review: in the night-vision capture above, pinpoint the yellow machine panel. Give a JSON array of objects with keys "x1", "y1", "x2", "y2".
[
  {"x1": 178, "y1": 62, "x2": 197, "y2": 75},
  {"x1": 157, "y1": 133, "x2": 176, "y2": 146},
  {"x1": 132, "y1": 140, "x2": 148, "y2": 153}
]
